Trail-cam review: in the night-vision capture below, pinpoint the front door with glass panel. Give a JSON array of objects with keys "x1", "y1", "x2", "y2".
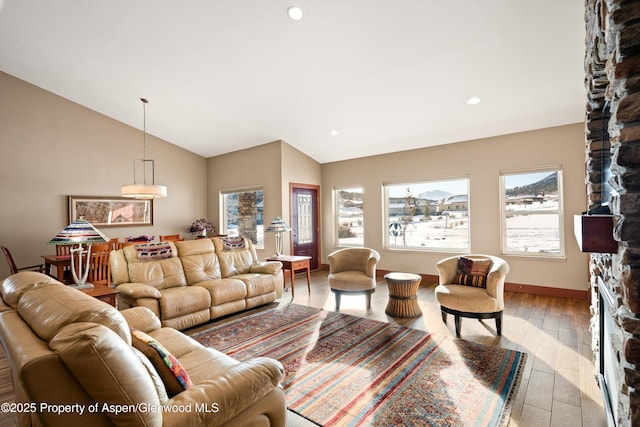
[{"x1": 291, "y1": 185, "x2": 319, "y2": 270}]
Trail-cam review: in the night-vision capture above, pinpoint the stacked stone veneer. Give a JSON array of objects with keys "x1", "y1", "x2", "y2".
[
  {"x1": 237, "y1": 192, "x2": 258, "y2": 244},
  {"x1": 585, "y1": 1, "x2": 640, "y2": 425}
]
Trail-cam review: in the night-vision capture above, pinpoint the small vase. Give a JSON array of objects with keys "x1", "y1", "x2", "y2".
[{"x1": 200, "y1": 229, "x2": 207, "y2": 238}]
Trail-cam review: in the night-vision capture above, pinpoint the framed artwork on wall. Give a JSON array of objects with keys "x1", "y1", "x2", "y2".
[{"x1": 68, "y1": 196, "x2": 153, "y2": 227}]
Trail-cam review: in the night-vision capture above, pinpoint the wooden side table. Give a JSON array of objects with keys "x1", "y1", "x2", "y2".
[
  {"x1": 266, "y1": 255, "x2": 311, "y2": 297},
  {"x1": 82, "y1": 285, "x2": 119, "y2": 308},
  {"x1": 384, "y1": 272, "x2": 422, "y2": 318}
]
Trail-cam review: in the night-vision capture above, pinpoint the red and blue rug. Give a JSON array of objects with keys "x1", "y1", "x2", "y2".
[{"x1": 190, "y1": 304, "x2": 526, "y2": 426}]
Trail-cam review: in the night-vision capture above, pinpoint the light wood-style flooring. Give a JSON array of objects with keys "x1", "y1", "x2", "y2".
[{"x1": 0, "y1": 270, "x2": 607, "y2": 426}]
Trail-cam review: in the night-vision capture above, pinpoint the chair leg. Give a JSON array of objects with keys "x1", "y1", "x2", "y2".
[
  {"x1": 496, "y1": 312, "x2": 502, "y2": 336},
  {"x1": 454, "y1": 315, "x2": 461, "y2": 338},
  {"x1": 365, "y1": 290, "x2": 372, "y2": 310},
  {"x1": 441, "y1": 310, "x2": 447, "y2": 323},
  {"x1": 335, "y1": 292, "x2": 341, "y2": 311}
]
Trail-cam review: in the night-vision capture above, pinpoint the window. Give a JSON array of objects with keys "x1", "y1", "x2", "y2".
[
  {"x1": 221, "y1": 187, "x2": 264, "y2": 248},
  {"x1": 500, "y1": 168, "x2": 564, "y2": 257},
  {"x1": 335, "y1": 187, "x2": 363, "y2": 246},
  {"x1": 384, "y1": 178, "x2": 470, "y2": 251}
]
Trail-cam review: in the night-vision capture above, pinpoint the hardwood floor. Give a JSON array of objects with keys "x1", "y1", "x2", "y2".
[{"x1": 0, "y1": 270, "x2": 606, "y2": 426}]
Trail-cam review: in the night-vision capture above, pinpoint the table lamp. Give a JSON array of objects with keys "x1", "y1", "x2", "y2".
[
  {"x1": 265, "y1": 216, "x2": 291, "y2": 257},
  {"x1": 47, "y1": 218, "x2": 109, "y2": 289}
]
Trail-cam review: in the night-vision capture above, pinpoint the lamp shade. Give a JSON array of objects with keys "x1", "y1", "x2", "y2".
[
  {"x1": 121, "y1": 183, "x2": 167, "y2": 199},
  {"x1": 48, "y1": 218, "x2": 109, "y2": 245},
  {"x1": 265, "y1": 216, "x2": 290, "y2": 233},
  {"x1": 120, "y1": 98, "x2": 168, "y2": 200}
]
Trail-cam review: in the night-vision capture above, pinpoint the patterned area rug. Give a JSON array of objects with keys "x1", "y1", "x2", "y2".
[{"x1": 189, "y1": 304, "x2": 526, "y2": 426}]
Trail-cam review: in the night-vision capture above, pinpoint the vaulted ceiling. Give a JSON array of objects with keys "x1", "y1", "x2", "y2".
[{"x1": 0, "y1": 0, "x2": 585, "y2": 163}]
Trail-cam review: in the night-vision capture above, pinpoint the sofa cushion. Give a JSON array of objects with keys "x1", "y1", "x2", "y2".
[
  {"x1": 212, "y1": 237, "x2": 255, "y2": 277},
  {"x1": 49, "y1": 322, "x2": 162, "y2": 426},
  {"x1": 175, "y1": 239, "x2": 222, "y2": 284},
  {"x1": 194, "y1": 278, "x2": 248, "y2": 305},
  {"x1": 17, "y1": 282, "x2": 130, "y2": 343},
  {"x1": 130, "y1": 328, "x2": 193, "y2": 397},
  {"x1": 128, "y1": 256, "x2": 187, "y2": 290},
  {"x1": 0, "y1": 271, "x2": 59, "y2": 309},
  {"x1": 233, "y1": 273, "x2": 276, "y2": 298},
  {"x1": 131, "y1": 346, "x2": 170, "y2": 404},
  {"x1": 158, "y1": 286, "x2": 211, "y2": 320},
  {"x1": 147, "y1": 327, "x2": 204, "y2": 359},
  {"x1": 454, "y1": 256, "x2": 491, "y2": 288}
]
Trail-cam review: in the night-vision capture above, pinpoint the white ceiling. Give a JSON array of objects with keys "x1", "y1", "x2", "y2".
[{"x1": 0, "y1": 0, "x2": 586, "y2": 164}]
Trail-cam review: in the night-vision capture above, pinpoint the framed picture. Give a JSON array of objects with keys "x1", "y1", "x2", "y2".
[{"x1": 68, "y1": 196, "x2": 153, "y2": 227}]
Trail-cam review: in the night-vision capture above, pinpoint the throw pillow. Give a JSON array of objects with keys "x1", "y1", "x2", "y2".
[
  {"x1": 136, "y1": 243, "x2": 173, "y2": 260},
  {"x1": 130, "y1": 328, "x2": 193, "y2": 396},
  {"x1": 220, "y1": 236, "x2": 246, "y2": 250},
  {"x1": 455, "y1": 256, "x2": 491, "y2": 288}
]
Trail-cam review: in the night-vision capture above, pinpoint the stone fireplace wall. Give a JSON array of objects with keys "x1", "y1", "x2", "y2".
[{"x1": 585, "y1": 1, "x2": 640, "y2": 426}]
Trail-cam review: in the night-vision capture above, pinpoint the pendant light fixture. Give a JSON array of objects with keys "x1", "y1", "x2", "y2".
[{"x1": 121, "y1": 98, "x2": 167, "y2": 199}]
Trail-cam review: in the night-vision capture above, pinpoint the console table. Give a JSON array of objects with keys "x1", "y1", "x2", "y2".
[{"x1": 266, "y1": 255, "x2": 311, "y2": 297}]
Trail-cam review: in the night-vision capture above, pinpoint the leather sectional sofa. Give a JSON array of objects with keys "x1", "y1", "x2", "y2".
[
  {"x1": 110, "y1": 237, "x2": 284, "y2": 330},
  {"x1": 0, "y1": 271, "x2": 286, "y2": 426}
]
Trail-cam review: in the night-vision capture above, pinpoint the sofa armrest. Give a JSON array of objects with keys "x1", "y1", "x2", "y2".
[
  {"x1": 250, "y1": 261, "x2": 283, "y2": 275},
  {"x1": 115, "y1": 283, "x2": 162, "y2": 299},
  {"x1": 163, "y1": 357, "x2": 284, "y2": 426},
  {"x1": 119, "y1": 307, "x2": 162, "y2": 333}
]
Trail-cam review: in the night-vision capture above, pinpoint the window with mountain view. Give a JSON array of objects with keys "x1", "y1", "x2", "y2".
[
  {"x1": 221, "y1": 187, "x2": 264, "y2": 248},
  {"x1": 500, "y1": 169, "x2": 564, "y2": 257},
  {"x1": 335, "y1": 187, "x2": 364, "y2": 246},
  {"x1": 383, "y1": 178, "x2": 470, "y2": 251}
]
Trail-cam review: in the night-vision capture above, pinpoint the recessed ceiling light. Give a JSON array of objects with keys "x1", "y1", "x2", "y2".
[
  {"x1": 287, "y1": 6, "x2": 304, "y2": 21},
  {"x1": 466, "y1": 96, "x2": 481, "y2": 105},
  {"x1": 330, "y1": 130, "x2": 339, "y2": 136}
]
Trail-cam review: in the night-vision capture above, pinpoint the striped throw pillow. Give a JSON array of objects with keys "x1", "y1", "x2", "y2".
[{"x1": 455, "y1": 257, "x2": 491, "y2": 288}]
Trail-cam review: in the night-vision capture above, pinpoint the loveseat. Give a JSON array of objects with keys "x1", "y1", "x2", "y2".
[
  {"x1": 0, "y1": 271, "x2": 286, "y2": 427},
  {"x1": 110, "y1": 237, "x2": 284, "y2": 330}
]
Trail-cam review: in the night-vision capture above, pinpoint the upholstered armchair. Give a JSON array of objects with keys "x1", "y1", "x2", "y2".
[
  {"x1": 328, "y1": 248, "x2": 380, "y2": 311},
  {"x1": 434, "y1": 254, "x2": 509, "y2": 337}
]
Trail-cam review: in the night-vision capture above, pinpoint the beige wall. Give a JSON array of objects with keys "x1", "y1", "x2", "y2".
[
  {"x1": 1, "y1": 69, "x2": 588, "y2": 291},
  {"x1": 280, "y1": 142, "x2": 322, "y2": 227},
  {"x1": 322, "y1": 123, "x2": 589, "y2": 291},
  {"x1": 0, "y1": 72, "x2": 208, "y2": 279},
  {"x1": 206, "y1": 140, "x2": 322, "y2": 258}
]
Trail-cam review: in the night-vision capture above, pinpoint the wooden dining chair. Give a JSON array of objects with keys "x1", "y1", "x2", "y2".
[
  {"x1": 107, "y1": 238, "x2": 121, "y2": 251},
  {"x1": 159, "y1": 234, "x2": 184, "y2": 242},
  {"x1": 55, "y1": 245, "x2": 72, "y2": 256},
  {"x1": 88, "y1": 243, "x2": 111, "y2": 287},
  {"x1": 54, "y1": 244, "x2": 77, "y2": 283},
  {"x1": 1, "y1": 246, "x2": 46, "y2": 275},
  {"x1": 72, "y1": 243, "x2": 111, "y2": 287}
]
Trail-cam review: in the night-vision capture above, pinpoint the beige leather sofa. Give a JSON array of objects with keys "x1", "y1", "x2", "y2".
[
  {"x1": 110, "y1": 237, "x2": 284, "y2": 330},
  {"x1": 0, "y1": 271, "x2": 286, "y2": 427}
]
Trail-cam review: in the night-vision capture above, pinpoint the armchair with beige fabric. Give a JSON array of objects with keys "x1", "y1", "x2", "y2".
[
  {"x1": 327, "y1": 247, "x2": 380, "y2": 311},
  {"x1": 0, "y1": 271, "x2": 286, "y2": 427},
  {"x1": 434, "y1": 254, "x2": 509, "y2": 337}
]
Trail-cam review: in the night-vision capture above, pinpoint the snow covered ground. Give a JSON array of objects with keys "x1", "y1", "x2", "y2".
[{"x1": 340, "y1": 212, "x2": 559, "y2": 253}]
